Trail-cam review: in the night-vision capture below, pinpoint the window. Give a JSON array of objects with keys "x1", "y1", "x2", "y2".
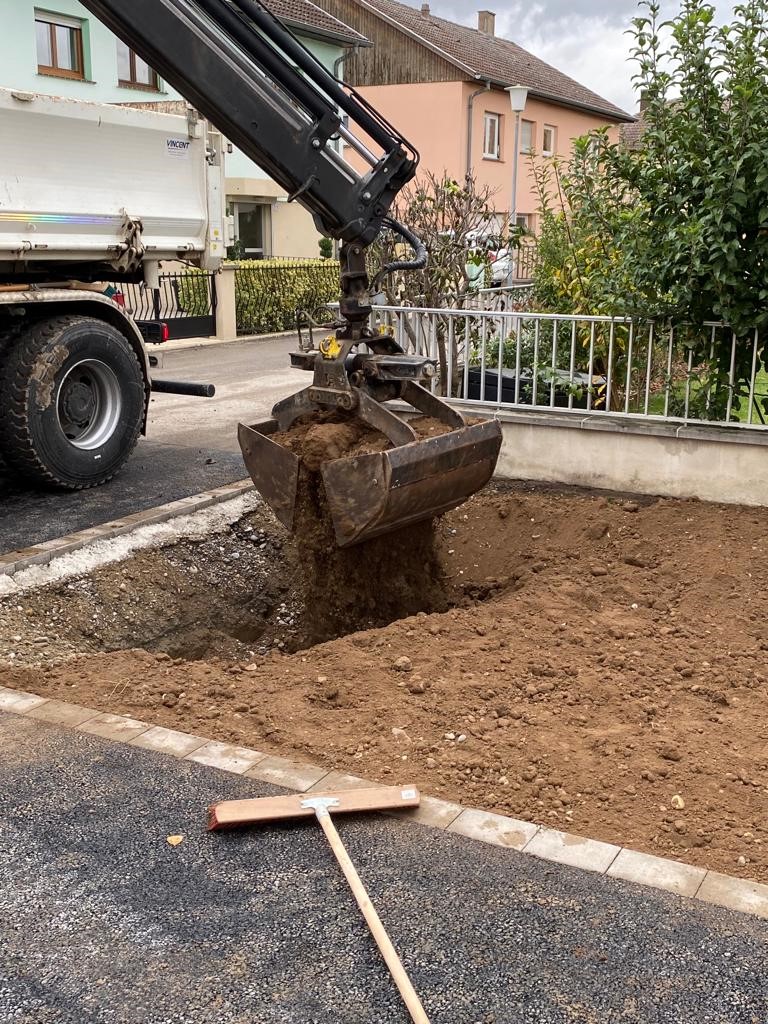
[
  {"x1": 35, "y1": 11, "x2": 85, "y2": 80},
  {"x1": 234, "y1": 201, "x2": 272, "y2": 258},
  {"x1": 483, "y1": 112, "x2": 501, "y2": 160},
  {"x1": 117, "y1": 40, "x2": 160, "y2": 90},
  {"x1": 542, "y1": 125, "x2": 556, "y2": 157},
  {"x1": 515, "y1": 214, "x2": 529, "y2": 229},
  {"x1": 520, "y1": 120, "x2": 534, "y2": 154}
]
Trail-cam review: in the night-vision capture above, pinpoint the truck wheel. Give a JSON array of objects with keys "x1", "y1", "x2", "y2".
[{"x1": 0, "y1": 315, "x2": 145, "y2": 489}]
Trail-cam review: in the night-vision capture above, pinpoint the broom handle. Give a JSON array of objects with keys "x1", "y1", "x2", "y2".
[{"x1": 315, "y1": 809, "x2": 431, "y2": 1024}]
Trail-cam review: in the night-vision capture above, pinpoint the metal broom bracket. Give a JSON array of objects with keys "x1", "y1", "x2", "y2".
[{"x1": 300, "y1": 796, "x2": 341, "y2": 818}]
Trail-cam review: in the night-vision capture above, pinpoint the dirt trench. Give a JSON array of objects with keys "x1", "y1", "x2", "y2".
[{"x1": 2, "y1": 477, "x2": 768, "y2": 885}]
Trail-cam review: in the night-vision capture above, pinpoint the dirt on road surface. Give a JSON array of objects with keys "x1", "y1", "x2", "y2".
[{"x1": 2, "y1": 482, "x2": 768, "y2": 883}]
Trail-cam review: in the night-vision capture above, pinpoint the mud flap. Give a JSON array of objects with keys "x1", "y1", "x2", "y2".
[{"x1": 239, "y1": 417, "x2": 502, "y2": 548}]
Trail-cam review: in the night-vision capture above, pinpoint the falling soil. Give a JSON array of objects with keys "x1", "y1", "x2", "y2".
[
  {"x1": 272, "y1": 413, "x2": 453, "y2": 643},
  {"x1": 3, "y1": 483, "x2": 768, "y2": 884}
]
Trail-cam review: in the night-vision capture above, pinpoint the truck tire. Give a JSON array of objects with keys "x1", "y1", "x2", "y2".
[{"x1": 0, "y1": 315, "x2": 145, "y2": 489}]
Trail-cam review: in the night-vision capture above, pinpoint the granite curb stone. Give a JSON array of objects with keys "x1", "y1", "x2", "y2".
[{"x1": 0, "y1": 480, "x2": 253, "y2": 577}]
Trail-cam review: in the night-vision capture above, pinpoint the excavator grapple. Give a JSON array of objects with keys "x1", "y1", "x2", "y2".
[
  {"x1": 239, "y1": 385, "x2": 501, "y2": 548},
  {"x1": 319, "y1": 418, "x2": 502, "y2": 547},
  {"x1": 238, "y1": 243, "x2": 502, "y2": 547}
]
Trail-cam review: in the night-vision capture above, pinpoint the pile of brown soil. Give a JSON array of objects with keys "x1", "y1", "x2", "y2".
[
  {"x1": 3, "y1": 483, "x2": 768, "y2": 883},
  {"x1": 272, "y1": 412, "x2": 454, "y2": 468}
]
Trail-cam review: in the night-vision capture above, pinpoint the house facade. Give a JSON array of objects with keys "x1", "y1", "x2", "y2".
[
  {"x1": 0, "y1": 0, "x2": 367, "y2": 257},
  {"x1": 314, "y1": 0, "x2": 634, "y2": 233}
]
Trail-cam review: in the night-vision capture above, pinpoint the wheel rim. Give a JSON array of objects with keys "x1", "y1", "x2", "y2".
[{"x1": 56, "y1": 359, "x2": 123, "y2": 451}]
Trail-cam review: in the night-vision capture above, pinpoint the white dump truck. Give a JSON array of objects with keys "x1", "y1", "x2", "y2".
[{"x1": 0, "y1": 86, "x2": 226, "y2": 489}]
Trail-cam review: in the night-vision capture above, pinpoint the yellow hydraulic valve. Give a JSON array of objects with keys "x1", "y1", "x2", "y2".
[{"x1": 319, "y1": 335, "x2": 342, "y2": 360}]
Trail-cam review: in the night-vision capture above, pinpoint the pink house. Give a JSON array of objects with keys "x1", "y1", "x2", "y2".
[{"x1": 314, "y1": 0, "x2": 634, "y2": 233}]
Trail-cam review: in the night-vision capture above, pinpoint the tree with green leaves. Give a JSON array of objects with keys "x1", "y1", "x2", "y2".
[{"x1": 533, "y1": 0, "x2": 768, "y2": 417}]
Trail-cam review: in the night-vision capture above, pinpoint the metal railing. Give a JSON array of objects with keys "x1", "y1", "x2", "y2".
[
  {"x1": 368, "y1": 305, "x2": 768, "y2": 429},
  {"x1": 514, "y1": 242, "x2": 537, "y2": 282},
  {"x1": 118, "y1": 270, "x2": 217, "y2": 339},
  {"x1": 120, "y1": 271, "x2": 216, "y2": 321},
  {"x1": 471, "y1": 285, "x2": 535, "y2": 312}
]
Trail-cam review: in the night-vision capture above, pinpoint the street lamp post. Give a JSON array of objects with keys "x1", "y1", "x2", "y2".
[{"x1": 506, "y1": 84, "x2": 528, "y2": 283}]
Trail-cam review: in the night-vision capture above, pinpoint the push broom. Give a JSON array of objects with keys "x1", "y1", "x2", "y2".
[{"x1": 209, "y1": 785, "x2": 431, "y2": 1024}]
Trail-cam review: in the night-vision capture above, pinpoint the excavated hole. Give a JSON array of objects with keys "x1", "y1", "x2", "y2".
[
  {"x1": 0, "y1": 500, "x2": 508, "y2": 668},
  {"x1": 8, "y1": 483, "x2": 768, "y2": 887}
]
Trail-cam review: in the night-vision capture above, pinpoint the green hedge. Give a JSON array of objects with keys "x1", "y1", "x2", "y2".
[
  {"x1": 173, "y1": 259, "x2": 340, "y2": 336},
  {"x1": 234, "y1": 259, "x2": 340, "y2": 335},
  {"x1": 174, "y1": 273, "x2": 211, "y2": 317}
]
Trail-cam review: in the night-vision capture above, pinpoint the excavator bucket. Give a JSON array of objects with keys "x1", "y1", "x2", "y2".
[
  {"x1": 238, "y1": 417, "x2": 502, "y2": 548},
  {"x1": 237, "y1": 419, "x2": 301, "y2": 533}
]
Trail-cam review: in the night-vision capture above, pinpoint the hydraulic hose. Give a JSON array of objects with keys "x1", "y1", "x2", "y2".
[{"x1": 370, "y1": 218, "x2": 428, "y2": 292}]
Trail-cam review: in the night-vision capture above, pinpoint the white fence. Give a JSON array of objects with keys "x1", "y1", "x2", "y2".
[{"x1": 369, "y1": 304, "x2": 768, "y2": 431}]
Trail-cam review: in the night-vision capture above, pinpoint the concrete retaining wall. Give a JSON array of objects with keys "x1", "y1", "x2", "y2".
[{"x1": 479, "y1": 407, "x2": 768, "y2": 506}]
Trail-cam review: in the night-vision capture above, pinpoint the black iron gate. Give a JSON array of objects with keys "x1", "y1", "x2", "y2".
[{"x1": 120, "y1": 271, "x2": 217, "y2": 340}]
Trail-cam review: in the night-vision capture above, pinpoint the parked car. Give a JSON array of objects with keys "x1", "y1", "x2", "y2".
[
  {"x1": 464, "y1": 231, "x2": 508, "y2": 289},
  {"x1": 464, "y1": 232, "x2": 520, "y2": 287}
]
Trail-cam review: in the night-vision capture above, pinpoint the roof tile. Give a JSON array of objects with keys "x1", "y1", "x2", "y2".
[
  {"x1": 357, "y1": 0, "x2": 632, "y2": 121},
  {"x1": 261, "y1": 0, "x2": 368, "y2": 44}
]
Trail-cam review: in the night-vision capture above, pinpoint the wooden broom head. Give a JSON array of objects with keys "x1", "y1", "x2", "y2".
[{"x1": 208, "y1": 785, "x2": 420, "y2": 831}]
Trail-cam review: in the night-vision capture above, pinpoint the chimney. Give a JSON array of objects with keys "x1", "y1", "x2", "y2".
[
  {"x1": 421, "y1": 3, "x2": 430, "y2": 15},
  {"x1": 478, "y1": 10, "x2": 495, "y2": 35}
]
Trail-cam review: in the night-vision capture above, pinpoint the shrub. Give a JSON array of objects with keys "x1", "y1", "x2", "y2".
[
  {"x1": 531, "y1": 0, "x2": 768, "y2": 416},
  {"x1": 234, "y1": 259, "x2": 340, "y2": 335},
  {"x1": 174, "y1": 273, "x2": 212, "y2": 317}
]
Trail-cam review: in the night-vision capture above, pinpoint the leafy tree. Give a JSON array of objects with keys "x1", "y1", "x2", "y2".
[
  {"x1": 533, "y1": 0, "x2": 768, "y2": 417},
  {"x1": 372, "y1": 171, "x2": 500, "y2": 308},
  {"x1": 531, "y1": 134, "x2": 635, "y2": 318},
  {"x1": 623, "y1": 0, "x2": 768, "y2": 336}
]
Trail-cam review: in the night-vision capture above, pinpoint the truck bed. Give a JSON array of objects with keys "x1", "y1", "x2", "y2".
[{"x1": 0, "y1": 87, "x2": 223, "y2": 272}]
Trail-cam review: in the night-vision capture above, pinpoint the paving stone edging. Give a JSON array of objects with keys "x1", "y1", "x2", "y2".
[
  {"x1": 0, "y1": 480, "x2": 254, "y2": 578},
  {"x1": 2, "y1": 685, "x2": 766, "y2": 922}
]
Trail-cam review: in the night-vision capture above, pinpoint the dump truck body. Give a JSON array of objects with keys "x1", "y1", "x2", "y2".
[{"x1": 0, "y1": 86, "x2": 225, "y2": 275}]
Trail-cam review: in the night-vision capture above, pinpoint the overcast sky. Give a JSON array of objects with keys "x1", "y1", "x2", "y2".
[{"x1": 400, "y1": 1, "x2": 740, "y2": 113}]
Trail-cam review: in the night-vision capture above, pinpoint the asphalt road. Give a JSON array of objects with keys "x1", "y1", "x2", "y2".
[
  {"x1": 0, "y1": 336, "x2": 304, "y2": 553},
  {"x1": 1, "y1": 710, "x2": 767, "y2": 1024}
]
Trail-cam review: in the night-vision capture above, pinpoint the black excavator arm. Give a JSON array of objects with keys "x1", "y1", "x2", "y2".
[
  {"x1": 79, "y1": 0, "x2": 502, "y2": 546},
  {"x1": 79, "y1": 0, "x2": 417, "y2": 247}
]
